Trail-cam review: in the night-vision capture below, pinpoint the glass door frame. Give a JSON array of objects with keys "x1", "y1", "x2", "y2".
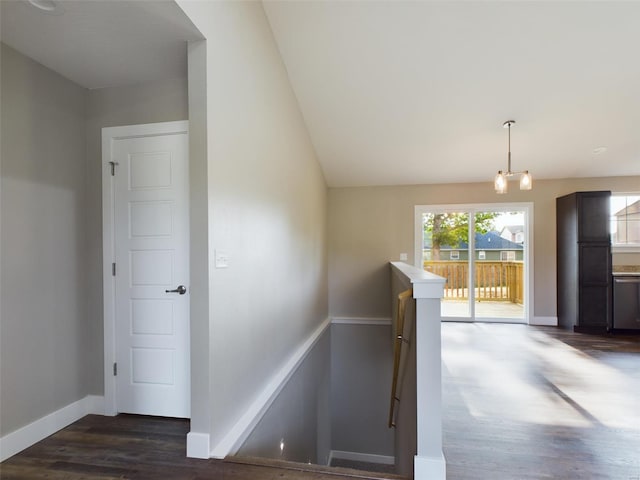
[{"x1": 414, "y1": 202, "x2": 534, "y2": 324}]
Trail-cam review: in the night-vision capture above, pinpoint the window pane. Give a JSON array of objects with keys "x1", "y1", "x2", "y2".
[
  {"x1": 611, "y1": 195, "x2": 640, "y2": 245},
  {"x1": 422, "y1": 212, "x2": 470, "y2": 318}
]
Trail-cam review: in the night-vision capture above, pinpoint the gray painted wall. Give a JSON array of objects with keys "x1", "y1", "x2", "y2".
[
  {"x1": 329, "y1": 177, "x2": 640, "y2": 321},
  {"x1": 0, "y1": 41, "x2": 188, "y2": 435},
  {"x1": 239, "y1": 322, "x2": 394, "y2": 465},
  {"x1": 2, "y1": 3, "x2": 329, "y2": 454},
  {"x1": 176, "y1": 1, "x2": 329, "y2": 450},
  {"x1": 1, "y1": 44, "x2": 88, "y2": 435},
  {"x1": 330, "y1": 323, "x2": 394, "y2": 457},
  {"x1": 238, "y1": 328, "x2": 331, "y2": 465},
  {"x1": 85, "y1": 76, "x2": 188, "y2": 394}
]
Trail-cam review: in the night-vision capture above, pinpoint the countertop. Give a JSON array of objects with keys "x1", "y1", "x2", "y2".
[{"x1": 612, "y1": 265, "x2": 640, "y2": 276}]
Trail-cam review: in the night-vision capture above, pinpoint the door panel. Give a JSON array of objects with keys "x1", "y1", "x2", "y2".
[
  {"x1": 577, "y1": 192, "x2": 611, "y2": 242},
  {"x1": 580, "y1": 244, "x2": 611, "y2": 284},
  {"x1": 130, "y1": 201, "x2": 173, "y2": 237},
  {"x1": 580, "y1": 286, "x2": 609, "y2": 327},
  {"x1": 422, "y1": 212, "x2": 471, "y2": 319},
  {"x1": 111, "y1": 128, "x2": 189, "y2": 418},
  {"x1": 474, "y1": 211, "x2": 525, "y2": 320},
  {"x1": 131, "y1": 299, "x2": 174, "y2": 335}
]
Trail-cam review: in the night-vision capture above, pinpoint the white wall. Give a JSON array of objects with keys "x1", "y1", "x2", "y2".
[
  {"x1": 176, "y1": 1, "x2": 329, "y2": 452},
  {"x1": 329, "y1": 176, "x2": 640, "y2": 321},
  {"x1": 0, "y1": 44, "x2": 88, "y2": 435}
]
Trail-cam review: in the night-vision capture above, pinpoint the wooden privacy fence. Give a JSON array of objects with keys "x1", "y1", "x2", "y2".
[{"x1": 424, "y1": 261, "x2": 524, "y2": 303}]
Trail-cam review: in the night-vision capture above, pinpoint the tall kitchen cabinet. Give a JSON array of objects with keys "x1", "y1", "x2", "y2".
[{"x1": 556, "y1": 191, "x2": 612, "y2": 332}]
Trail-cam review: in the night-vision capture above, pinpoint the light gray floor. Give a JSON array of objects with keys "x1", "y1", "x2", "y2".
[{"x1": 441, "y1": 299, "x2": 524, "y2": 319}]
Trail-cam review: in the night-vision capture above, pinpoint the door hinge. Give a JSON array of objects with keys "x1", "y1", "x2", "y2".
[
  {"x1": 113, "y1": 362, "x2": 118, "y2": 376},
  {"x1": 112, "y1": 263, "x2": 116, "y2": 276},
  {"x1": 109, "y1": 161, "x2": 119, "y2": 176}
]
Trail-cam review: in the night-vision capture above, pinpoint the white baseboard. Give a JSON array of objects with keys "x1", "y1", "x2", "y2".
[
  {"x1": 443, "y1": 317, "x2": 528, "y2": 324},
  {"x1": 85, "y1": 394, "x2": 105, "y2": 415},
  {"x1": 331, "y1": 317, "x2": 392, "y2": 326},
  {"x1": 209, "y1": 317, "x2": 331, "y2": 459},
  {"x1": 414, "y1": 452, "x2": 446, "y2": 480},
  {"x1": 328, "y1": 449, "x2": 395, "y2": 466},
  {"x1": 0, "y1": 395, "x2": 105, "y2": 462},
  {"x1": 531, "y1": 316, "x2": 558, "y2": 326},
  {"x1": 187, "y1": 432, "x2": 210, "y2": 459}
]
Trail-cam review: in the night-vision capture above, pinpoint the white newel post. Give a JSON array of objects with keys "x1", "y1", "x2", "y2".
[
  {"x1": 414, "y1": 294, "x2": 445, "y2": 479},
  {"x1": 391, "y1": 262, "x2": 446, "y2": 480}
]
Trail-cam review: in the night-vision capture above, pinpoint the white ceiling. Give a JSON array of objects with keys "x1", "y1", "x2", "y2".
[
  {"x1": 2, "y1": 1, "x2": 640, "y2": 188},
  {"x1": 0, "y1": 0, "x2": 202, "y2": 89},
  {"x1": 264, "y1": 1, "x2": 640, "y2": 187}
]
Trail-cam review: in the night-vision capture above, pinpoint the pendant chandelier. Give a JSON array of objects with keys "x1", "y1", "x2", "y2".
[{"x1": 494, "y1": 120, "x2": 532, "y2": 194}]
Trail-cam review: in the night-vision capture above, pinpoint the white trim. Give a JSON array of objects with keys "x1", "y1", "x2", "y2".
[
  {"x1": 85, "y1": 395, "x2": 105, "y2": 414},
  {"x1": 103, "y1": 125, "x2": 116, "y2": 415},
  {"x1": 390, "y1": 262, "x2": 446, "y2": 299},
  {"x1": 331, "y1": 317, "x2": 392, "y2": 325},
  {"x1": 328, "y1": 450, "x2": 395, "y2": 466},
  {"x1": 209, "y1": 317, "x2": 331, "y2": 459},
  {"x1": 531, "y1": 316, "x2": 558, "y2": 326},
  {"x1": 187, "y1": 432, "x2": 210, "y2": 459},
  {"x1": 443, "y1": 317, "x2": 528, "y2": 325},
  {"x1": 102, "y1": 121, "x2": 189, "y2": 416},
  {"x1": 414, "y1": 452, "x2": 446, "y2": 480},
  {"x1": 0, "y1": 395, "x2": 104, "y2": 462}
]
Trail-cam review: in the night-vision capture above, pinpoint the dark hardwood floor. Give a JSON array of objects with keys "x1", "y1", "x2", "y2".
[
  {"x1": 1, "y1": 324, "x2": 638, "y2": 479},
  {"x1": 0, "y1": 414, "x2": 403, "y2": 480},
  {"x1": 442, "y1": 324, "x2": 640, "y2": 480}
]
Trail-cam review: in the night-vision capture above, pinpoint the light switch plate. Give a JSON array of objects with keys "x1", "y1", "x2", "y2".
[
  {"x1": 400, "y1": 253, "x2": 408, "y2": 261},
  {"x1": 215, "y1": 250, "x2": 229, "y2": 268}
]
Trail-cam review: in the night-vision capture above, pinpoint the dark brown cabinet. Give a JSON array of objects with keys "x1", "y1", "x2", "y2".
[
  {"x1": 557, "y1": 191, "x2": 612, "y2": 332},
  {"x1": 577, "y1": 193, "x2": 611, "y2": 242}
]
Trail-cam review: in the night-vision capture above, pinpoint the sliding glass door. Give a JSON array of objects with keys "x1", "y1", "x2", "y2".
[
  {"x1": 473, "y1": 210, "x2": 525, "y2": 321},
  {"x1": 422, "y1": 211, "x2": 471, "y2": 318},
  {"x1": 416, "y1": 203, "x2": 531, "y2": 323}
]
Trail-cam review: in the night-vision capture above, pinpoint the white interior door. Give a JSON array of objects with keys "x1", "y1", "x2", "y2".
[{"x1": 104, "y1": 121, "x2": 190, "y2": 418}]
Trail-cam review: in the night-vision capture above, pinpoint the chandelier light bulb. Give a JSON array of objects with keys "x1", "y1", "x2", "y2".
[
  {"x1": 494, "y1": 171, "x2": 507, "y2": 194},
  {"x1": 520, "y1": 171, "x2": 532, "y2": 190}
]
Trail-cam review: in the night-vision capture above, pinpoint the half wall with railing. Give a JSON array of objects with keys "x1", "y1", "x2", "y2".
[{"x1": 389, "y1": 262, "x2": 446, "y2": 480}]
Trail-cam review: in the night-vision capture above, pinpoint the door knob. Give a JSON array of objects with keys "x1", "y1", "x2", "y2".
[{"x1": 165, "y1": 285, "x2": 187, "y2": 295}]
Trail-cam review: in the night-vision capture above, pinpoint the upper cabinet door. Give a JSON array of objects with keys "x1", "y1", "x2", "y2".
[{"x1": 577, "y1": 191, "x2": 611, "y2": 243}]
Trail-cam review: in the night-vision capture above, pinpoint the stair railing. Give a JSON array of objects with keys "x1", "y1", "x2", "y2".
[{"x1": 388, "y1": 287, "x2": 414, "y2": 428}]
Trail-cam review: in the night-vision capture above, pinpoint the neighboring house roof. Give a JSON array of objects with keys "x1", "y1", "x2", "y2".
[
  {"x1": 500, "y1": 225, "x2": 524, "y2": 235},
  {"x1": 614, "y1": 200, "x2": 640, "y2": 217},
  {"x1": 425, "y1": 231, "x2": 523, "y2": 251}
]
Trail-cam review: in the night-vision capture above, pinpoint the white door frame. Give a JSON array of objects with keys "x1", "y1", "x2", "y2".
[
  {"x1": 102, "y1": 120, "x2": 189, "y2": 416},
  {"x1": 414, "y1": 202, "x2": 534, "y2": 324}
]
